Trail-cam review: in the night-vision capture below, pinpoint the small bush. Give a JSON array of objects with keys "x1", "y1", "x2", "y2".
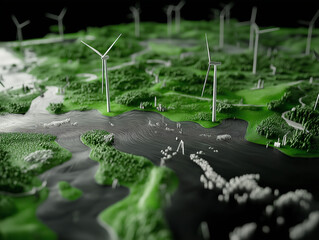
[{"x1": 48, "y1": 103, "x2": 63, "y2": 114}]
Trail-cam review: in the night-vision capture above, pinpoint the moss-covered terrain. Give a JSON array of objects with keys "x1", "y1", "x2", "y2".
[
  {"x1": 81, "y1": 129, "x2": 178, "y2": 240},
  {"x1": 0, "y1": 132, "x2": 71, "y2": 239},
  {"x1": 12, "y1": 20, "x2": 317, "y2": 157}
]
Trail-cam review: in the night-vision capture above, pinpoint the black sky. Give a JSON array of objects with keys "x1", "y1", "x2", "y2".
[{"x1": 0, "y1": 0, "x2": 318, "y2": 41}]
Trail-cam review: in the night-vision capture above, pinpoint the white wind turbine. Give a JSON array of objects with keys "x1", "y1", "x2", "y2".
[
  {"x1": 0, "y1": 75, "x2": 4, "y2": 87},
  {"x1": 249, "y1": 7, "x2": 258, "y2": 50},
  {"x1": 173, "y1": 1, "x2": 185, "y2": 33},
  {"x1": 81, "y1": 34, "x2": 122, "y2": 112},
  {"x1": 129, "y1": 6, "x2": 140, "y2": 38},
  {"x1": 252, "y1": 23, "x2": 279, "y2": 74},
  {"x1": 12, "y1": 15, "x2": 30, "y2": 47},
  {"x1": 224, "y1": 3, "x2": 234, "y2": 25},
  {"x1": 46, "y1": 8, "x2": 67, "y2": 39},
  {"x1": 219, "y1": 3, "x2": 234, "y2": 48},
  {"x1": 305, "y1": 9, "x2": 319, "y2": 55},
  {"x1": 236, "y1": 7, "x2": 257, "y2": 50},
  {"x1": 219, "y1": 7, "x2": 226, "y2": 48},
  {"x1": 201, "y1": 34, "x2": 222, "y2": 122},
  {"x1": 166, "y1": 5, "x2": 174, "y2": 36}
]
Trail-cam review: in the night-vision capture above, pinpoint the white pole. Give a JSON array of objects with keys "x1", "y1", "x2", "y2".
[
  {"x1": 306, "y1": 23, "x2": 314, "y2": 55},
  {"x1": 314, "y1": 93, "x2": 319, "y2": 111},
  {"x1": 175, "y1": 10, "x2": 180, "y2": 33},
  {"x1": 168, "y1": 14, "x2": 172, "y2": 36},
  {"x1": 219, "y1": 13, "x2": 224, "y2": 48},
  {"x1": 252, "y1": 32, "x2": 259, "y2": 74},
  {"x1": 101, "y1": 60, "x2": 104, "y2": 93},
  {"x1": 58, "y1": 19, "x2": 64, "y2": 39},
  {"x1": 212, "y1": 65, "x2": 217, "y2": 122},
  {"x1": 136, "y1": 12, "x2": 140, "y2": 38},
  {"x1": 249, "y1": 7, "x2": 257, "y2": 51},
  {"x1": 104, "y1": 59, "x2": 111, "y2": 112},
  {"x1": 154, "y1": 96, "x2": 157, "y2": 107}
]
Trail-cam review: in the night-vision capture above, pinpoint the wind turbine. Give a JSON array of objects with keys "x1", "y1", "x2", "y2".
[
  {"x1": 173, "y1": 1, "x2": 185, "y2": 33},
  {"x1": 46, "y1": 8, "x2": 67, "y2": 39},
  {"x1": 219, "y1": 7, "x2": 226, "y2": 48},
  {"x1": 252, "y1": 23, "x2": 279, "y2": 74},
  {"x1": 314, "y1": 93, "x2": 319, "y2": 111},
  {"x1": 235, "y1": 7, "x2": 257, "y2": 50},
  {"x1": 12, "y1": 15, "x2": 30, "y2": 47},
  {"x1": 81, "y1": 34, "x2": 122, "y2": 113},
  {"x1": 201, "y1": 34, "x2": 221, "y2": 122},
  {"x1": 305, "y1": 9, "x2": 319, "y2": 55},
  {"x1": 224, "y1": 3, "x2": 234, "y2": 25},
  {"x1": 249, "y1": 7, "x2": 257, "y2": 50},
  {"x1": 166, "y1": 5, "x2": 174, "y2": 36},
  {"x1": 0, "y1": 75, "x2": 4, "y2": 87},
  {"x1": 129, "y1": 6, "x2": 140, "y2": 38}
]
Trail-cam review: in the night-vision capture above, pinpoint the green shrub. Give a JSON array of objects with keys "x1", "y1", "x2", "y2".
[
  {"x1": 7, "y1": 102, "x2": 29, "y2": 114},
  {"x1": 48, "y1": 103, "x2": 63, "y2": 114},
  {"x1": 115, "y1": 89, "x2": 155, "y2": 106}
]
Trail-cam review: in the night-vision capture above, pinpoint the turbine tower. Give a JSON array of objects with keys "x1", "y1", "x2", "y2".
[
  {"x1": 81, "y1": 34, "x2": 122, "y2": 113},
  {"x1": 252, "y1": 24, "x2": 279, "y2": 74},
  {"x1": 305, "y1": 9, "x2": 319, "y2": 55},
  {"x1": 219, "y1": 7, "x2": 226, "y2": 49},
  {"x1": 0, "y1": 75, "x2": 4, "y2": 87},
  {"x1": 219, "y1": 3, "x2": 234, "y2": 48},
  {"x1": 249, "y1": 7, "x2": 257, "y2": 51},
  {"x1": 201, "y1": 34, "x2": 221, "y2": 122},
  {"x1": 129, "y1": 6, "x2": 140, "y2": 38},
  {"x1": 173, "y1": 1, "x2": 185, "y2": 33},
  {"x1": 166, "y1": 5, "x2": 174, "y2": 36},
  {"x1": 46, "y1": 8, "x2": 67, "y2": 39},
  {"x1": 11, "y1": 15, "x2": 30, "y2": 47}
]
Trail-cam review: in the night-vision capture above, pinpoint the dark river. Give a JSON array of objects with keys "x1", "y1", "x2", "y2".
[{"x1": 1, "y1": 109, "x2": 319, "y2": 240}]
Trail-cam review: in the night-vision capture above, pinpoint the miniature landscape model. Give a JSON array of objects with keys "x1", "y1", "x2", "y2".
[{"x1": 1, "y1": 2, "x2": 319, "y2": 240}]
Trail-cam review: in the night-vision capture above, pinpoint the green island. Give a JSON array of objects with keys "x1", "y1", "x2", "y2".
[
  {"x1": 0, "y1": 132, "x2": 71, "y2": 239},
  {"x1": 58, "y1": 181, "x2": 82, "y2": 201},
  {"x1": 81, "y1": 130, "x2": 178, "y2": 240}
]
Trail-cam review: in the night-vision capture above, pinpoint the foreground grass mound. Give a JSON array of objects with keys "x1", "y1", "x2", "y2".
[
  {"x1": 81, "y1": 129, "x2": 178, "y2": 240},
  {"x1": 0, "y1": 132, "x2": 71, "y2": 240}
]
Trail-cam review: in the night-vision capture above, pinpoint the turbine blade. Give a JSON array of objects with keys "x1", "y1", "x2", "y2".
[
  {"x1": 11, "y1": 15, "x2": 20, "y2": 27},
  {"x1": 59, "y1": 8, "x2": 67, "y2": 19},
  {"x1": 167, "y1": 5, "x2": 174, "y2": 14},
  {"x1": 259, "y1": 27, "x2": 280, "y2": 34},
  {"x1": 205, "y1": 33, "x2": 211, "y2": 61},
  {"x1": 236, "y1": 21, "x2": 250, "y2": 26},
  {"x1": 298, "y1": 20, "x2": 310, "y2": 26},
  {"x1": 176, "y1": 1, "x2": 185, "y2": 10},
  {"x1": 201, "y1": 65, "x2": 211, "y2": 97},
  {"x1": 20, "y1": 20, "x2": 30, "y2": 28},
  {"x1": 81, "y1": 41, "x2": 103, "y2": 57},
  {"x1": 311, "y1": 9, "x2": 319, "y2": 24},
  {"x1": 251, "y1": 7, "x2": 257, "y2": 23},
  {"x1": 46, "y1": 13, "x2": 59, "y2": 20},
  {"x1": 103, "y1": 34, "x2": 122, "y2": 57}
]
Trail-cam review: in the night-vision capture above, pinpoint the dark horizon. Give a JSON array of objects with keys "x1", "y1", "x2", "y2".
[{"x1": 1, "y1": 0, "x2": 318, "y2": 41}]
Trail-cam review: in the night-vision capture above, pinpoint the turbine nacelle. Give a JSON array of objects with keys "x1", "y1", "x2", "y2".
[
  {"x1": 101, "y1": 55, "x2": 109, "y2": 60},
  {"x1": 209, "y1": 61, "x2": 221, "y2": 66}
]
